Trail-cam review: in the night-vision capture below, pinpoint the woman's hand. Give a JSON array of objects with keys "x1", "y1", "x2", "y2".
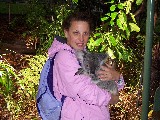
[{"x1": 96, "y1": 63, "x2": 120, "y2": 81}]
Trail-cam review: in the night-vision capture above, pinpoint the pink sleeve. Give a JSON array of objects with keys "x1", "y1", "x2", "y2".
[{"x1": 54, "y1": 50, "x2": 111, "y2": 106}]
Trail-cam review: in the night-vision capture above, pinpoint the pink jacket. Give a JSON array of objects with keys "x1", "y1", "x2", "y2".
[{"x1": 48, "y1": 36, "x2": 125, "y2": 120}]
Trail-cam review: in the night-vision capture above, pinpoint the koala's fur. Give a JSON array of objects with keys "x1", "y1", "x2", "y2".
[{"x1": 75, "y1": 50, "x2": 118, "y2": 95}]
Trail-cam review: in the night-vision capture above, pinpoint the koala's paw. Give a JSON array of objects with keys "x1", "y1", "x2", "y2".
[
  {"x1": 75, "y1": 68, "x2": 85, "y2": 75},
  {"x1": 97, "y1": 81, "x2": 119, "y2": 95}
]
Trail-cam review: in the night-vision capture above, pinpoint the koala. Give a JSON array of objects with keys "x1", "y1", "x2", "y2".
[{"x1": 75, "y1": 50, "x2": 119, "y2": 96}]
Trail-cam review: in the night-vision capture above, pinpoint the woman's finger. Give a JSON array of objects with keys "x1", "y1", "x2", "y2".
[
  {"x1": 104, "y1": 63, "x2": 114, "y2": 69},
  {"x1": 98, "y1": 73, "x2": 113, "y2": 81},
  {"x1": 99, "y1": 65, "x2": 110, "y2": 72},
  {"x1": 98, "y1": 75, "x2": 110, "y2": 81}
]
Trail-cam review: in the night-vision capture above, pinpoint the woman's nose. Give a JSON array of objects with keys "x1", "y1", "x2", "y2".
[{"x1": 79, "y1": 35, "x2": 84, "y2": 42}]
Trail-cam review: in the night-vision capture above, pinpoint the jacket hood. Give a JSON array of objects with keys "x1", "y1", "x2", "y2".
[{"x1": 48, "y1": 36, "x2": 75, "y2": 58}]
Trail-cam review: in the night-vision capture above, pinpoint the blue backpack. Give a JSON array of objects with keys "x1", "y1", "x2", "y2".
[{"x1": 36, "y1": 52, "x2": 66, "y2": 120}]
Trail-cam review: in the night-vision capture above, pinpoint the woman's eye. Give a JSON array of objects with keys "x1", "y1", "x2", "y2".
[
  {"x1": 73, "y1": 31, "x2": 79, "y2": 35},
  {"x1": 84, "y1": 32, "x2": 89, "y2": 36}
]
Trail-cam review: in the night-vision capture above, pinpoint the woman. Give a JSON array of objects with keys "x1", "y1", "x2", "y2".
[{"x1": 48, "y1": 12, "x2": 125, "y2": 120}]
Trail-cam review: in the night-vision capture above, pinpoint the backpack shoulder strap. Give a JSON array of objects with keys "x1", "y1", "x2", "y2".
[
  {"x1": 47, "y1": 52, "x2": 58, "y2": 97},
  {"x1": 36, "y1": 52, "x2": 58, "y2": 104},
  {"x1": 47, "y1": 49, "x2": 79, "y2": 99}
]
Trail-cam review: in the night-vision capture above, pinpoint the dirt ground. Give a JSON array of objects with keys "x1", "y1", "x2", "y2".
[{"x1": 0, "y1": 14, "x2": 36, "y2": 55}]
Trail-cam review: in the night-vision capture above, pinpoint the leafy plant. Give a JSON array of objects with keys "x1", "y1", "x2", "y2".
[
  {"x1": 0, "y1": 59, "x2": 22, "y2": 118},
  {"x1": 87, "y1": 0, "x2": 140, "y2": 62},
  {"x1": 24, "y1": 1, "x2": 72, "y2": 55},
  {"x1": 0, "y1": 60, "x2": 17, "y2": 96},
  {"x1": 17, "y1": 55, "x2": 47, "y2": 99},
  {"x1": 0, "y1": 54, "x2": 47, "y2": 119}
]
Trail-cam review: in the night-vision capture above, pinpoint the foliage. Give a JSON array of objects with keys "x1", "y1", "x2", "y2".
[
  {"x1": 0, "y1": 55, "x2": 46, "y2": 119},
  {"x1": 121, "y1": 34, "x2": 145, "y2": 87},
  {"x1": 71, "y1": 0, "x2": 78, "y2": 4},
  {"x1": 0, "y1": 61, "x2": 16, "y2": 96},
  {"x1": 17, "y1": 55, "x2": 47, "y2": 99},
  {"x1": 0, "y1": 59, "x2": 22, "y2": 118},
  {"x1": 86, "y1": 0, "x2": 145, "y2": 88},
  {"x1": 24, "y1": 1, "x2": 73, "y2": 55},
  {"x1": 15, "y1": 54, "x2": 47, "y2": 119},
  {"x1": 88, "y1": 0, "x2": 140, "y2": 62}
]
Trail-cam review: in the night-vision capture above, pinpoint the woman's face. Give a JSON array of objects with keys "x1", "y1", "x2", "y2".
[{"x1": 64, "y1": 21, "x2": 90, "y2": 51}]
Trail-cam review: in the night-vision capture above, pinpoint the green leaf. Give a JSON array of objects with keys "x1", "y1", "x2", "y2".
[
  {"x1": 125, "y1": 27, "x2": 130, "y2": 38},
  {"x1": 111, "y1": 12, "x2": 118, "y2": 20},
  {"x1": 122, "y1": 11, "x2": 127, "y2": 22},
  {"x1": 116, "y1": 19, "x2": 123, "y2": 30},
  {"x1": 109, "y1": 35, "x2": 117, "y2": 46},
  {"x1": 117, "y1": 3, "x2": 124, "y2": 9},
  {"x1": 121, "y1": 33, "x2": 127, "y2": 39},
  {"x1": 118, "y1": 13, "x2": 125, "y2": 23},
  {"x1": 130, "y1": 13, "x2": 136, "y2": 22},
  {"x1": 94, "y1": 38, "x2": 103, "y2": 46},
  {"x1": 72, "y1": 0, "x2": 78, "y2": 3},
  {"x1": 94, "y1": 33, "x2": 101, "y2": 37},
  {"x1": 110, "y1": 0, "x2": 114, "y2": 4},
  {"x1": 100, "y1": 45, "x2": 106, "y2": 52},
  {"x1": 125, "y1": 1, "x2": 132, "y2": 14},
  {"x1": 136, "y1": 0, "x2": 143, "y2": 5},
  {"x1": 110, "y1": 5, "x2": 116, "y2": 11},
  {"x1": 118, "y1": 51, "x2": 123, "y2": 59},
  {"x1": 108, "y1": 47, "x2": 116, "y2": 59},
  {"x1": 0, "y1": 71, "x2": 3, "y2": 77},
  {"x1": 129, "y1": 23, "x2": 140, "y2": 32},
  {"x1": 101, "y1": 16, "x2": 109, "y2": 21},
  {"x1": 110, "y1": 20, "x2": 114, "y2": 26},
  {"x1": 106, "y1": 13, "x2": 111, "y2": 17}
]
